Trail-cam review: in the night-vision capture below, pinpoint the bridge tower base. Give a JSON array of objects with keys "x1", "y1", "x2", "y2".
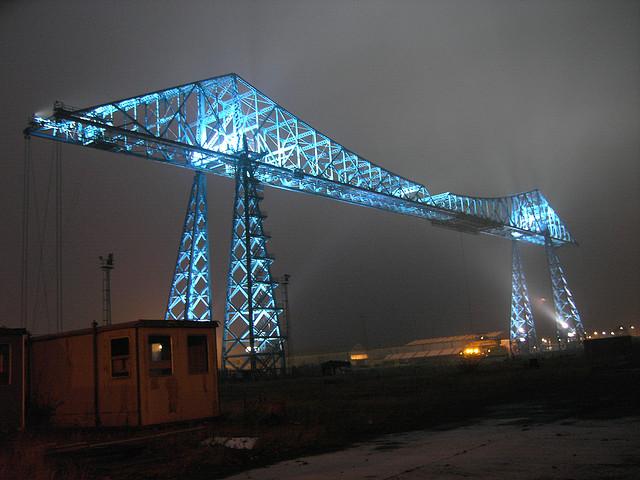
[
  {"x1": 545, "y1": 237, "x2": 585, "y2": 345},
  {"x1": 165, "y1": 172, "x2": 213, "y2": 321},
  {"x1": 510, "y1": 240, "x2": 538, "y2": 355},
  {"x1": 223, "y1": 156, "x2": 285, "y2": 376}
]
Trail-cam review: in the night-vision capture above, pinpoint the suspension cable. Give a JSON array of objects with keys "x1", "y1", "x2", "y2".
[
  {"x1": 20, "y1": 137, "x2": 31, "y2": 328},
  {"x1": 458, "y1": 233, "x2": 473, "y2": 333},
  {"x1": 31, "y1": 148, "x2": 54, "y2": 333},
  {"x1": 56, "y1": 143, "x2": 63, "y2": 333}
]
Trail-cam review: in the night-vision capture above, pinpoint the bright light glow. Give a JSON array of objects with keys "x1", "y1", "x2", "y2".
[
  {"x1": 559, "y1": 320, "x2": 569, "y2": 329},
  {"x1": 463, "y1": 347, "x2": 482, "y2": 355},
  {"x1": 350, "y1": 353, "x2": 368, "y2": 361},
  {"x1": 150, "y1": 342, "x2": 164, "y2": 362},
  {"x1": 522, "y1": 213, "x2": 536, "y2": 229},
  {"x1": 511, "y1": 231, "x2": 523, "y2": 238}
]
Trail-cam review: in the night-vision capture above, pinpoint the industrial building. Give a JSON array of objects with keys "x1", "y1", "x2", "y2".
[{"x1": 290, "y1": 331, "x2": 509, "y2": 368}]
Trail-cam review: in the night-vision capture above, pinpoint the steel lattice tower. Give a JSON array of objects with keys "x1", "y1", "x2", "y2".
[
  {"x1": 510, "y1": 241, "x2": 537, "y2": 354},
  {"x1": 545, "y1": 237, "x2": 584, "y2": 344},
  {"x1": 165, "y1": 172, "x2": 213, "y2": 321},
  {"x1": 26, "y1": 73, "x2": 587, "y2": 366},
  {"x1": 223, "y1": 151, "x2": 285, "y2": 375}
]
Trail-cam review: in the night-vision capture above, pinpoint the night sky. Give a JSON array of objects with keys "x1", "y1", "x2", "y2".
[{"x1": 1, "y1": 1, "x2": 638, "y2": 354}]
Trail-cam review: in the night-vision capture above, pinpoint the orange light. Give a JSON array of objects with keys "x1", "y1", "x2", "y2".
[{"x1": 350, "y1": 353, "x2": 368, "y2": 361}]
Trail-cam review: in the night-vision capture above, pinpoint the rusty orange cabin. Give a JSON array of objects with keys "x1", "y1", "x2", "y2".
[{"x1": 29, "y1": 320, "x2": 219, "y2": 427}]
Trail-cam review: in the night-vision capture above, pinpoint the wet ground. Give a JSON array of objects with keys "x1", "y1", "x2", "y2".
[{"x1": 225, "y1": 413, "x2": 640, "y2": 479}]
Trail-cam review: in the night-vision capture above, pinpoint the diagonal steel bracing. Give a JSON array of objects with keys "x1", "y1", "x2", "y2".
[
  {"x1": 24, "y1": 74, "x2": 585, "y2": 361},
  {"x1": 223, "y1": 150, "x2": 285, "y2": 375},
  {"x1": 545, "y1": 237, "x2": 584, "y2": 344},
  {"x1": 510, "y1": 241, "x2": 538, "y2": 354},
  {"x1": 165, "y1": 172, "x2": 212, "y2": 321},
  {"x1": 25, "y1": 73, "x2": 576, "y2": 247}
]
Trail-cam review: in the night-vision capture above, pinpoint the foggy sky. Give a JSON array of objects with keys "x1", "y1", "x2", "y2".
[{"x1": 1, "y1": 0, "x2": 638, "y2": 353}]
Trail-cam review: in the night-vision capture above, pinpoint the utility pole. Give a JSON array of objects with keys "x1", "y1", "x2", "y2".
[{"x1": 99, "y1": 253, "x2": 114, "y2": 326}]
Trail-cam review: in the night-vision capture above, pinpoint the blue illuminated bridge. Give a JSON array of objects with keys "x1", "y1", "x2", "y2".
[{"x1": 26, "y1": 73, "x2": 584, "y2": 374}]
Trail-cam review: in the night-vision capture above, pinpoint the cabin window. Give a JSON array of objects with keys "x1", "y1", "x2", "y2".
[
  {"x1": 110, "y1": 337, "x2": 130, "y2": 378},
  {"x1": 187, "y1": 335, "x2": 208, "y2": 374},
  {"x1": 149, "y1": 335, "x2": 172, "y2": 376},
  {"x1": 0, "y1": 344, "x2": 10, "y2": 385}
]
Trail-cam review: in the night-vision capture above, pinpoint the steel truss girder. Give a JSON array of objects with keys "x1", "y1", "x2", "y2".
[
  {"x1": 223, "y1": 155, "x2": 285, "y2": 375},
  {"x1": 165, "y1": 172, "x2": 212, "y2": 321},
  {"x1": 25, "y1": 73, "x2": 576, "y2": 247},
  {"x1": 545, "y1": 237, "x2": 584, "y2": 343},
  {"x1": 509, "y1": 241, "x2": 538, "y2": 354}
]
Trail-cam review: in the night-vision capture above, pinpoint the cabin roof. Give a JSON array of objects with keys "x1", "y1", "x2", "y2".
[{"x1": 30, "y1": 319, "x2": 218, "y2": 342}]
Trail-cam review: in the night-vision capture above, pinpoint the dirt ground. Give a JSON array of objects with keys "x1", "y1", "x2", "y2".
[{"x1": 1, "y1": 354, "x2": 639, "y2": 479}]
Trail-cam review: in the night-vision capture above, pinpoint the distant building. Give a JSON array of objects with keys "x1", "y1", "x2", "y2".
[
  {"x1": 0, "y1": 327, "x2": 28, "y2": 431},
  {"x1": 290, "y1": 331, "x2": 508, "y2": 368},
  {"x1": 385, "y1": 331, "x2": 507, "y2": 363},
  {"x1": 349, "y1": 343, "x2": 369, "y2": 366},
  {"x1": 28, "y1": 320, "x2": 219, "y2": 428}
]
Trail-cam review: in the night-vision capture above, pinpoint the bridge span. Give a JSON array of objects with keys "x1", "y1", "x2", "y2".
[{"x1": 26, "y1": 73, "x2": 584, "y2": 374}]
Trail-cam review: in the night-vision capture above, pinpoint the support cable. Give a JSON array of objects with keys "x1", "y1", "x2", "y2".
[
  {"x1": 56, "y1": 143, "x2": 63, "y2": 333},
  {"x1": 30, "y1": 144, "x2": 54, "y2": 332},
  {"x1": 20, "y1": 137, "x2": 31, "y2": 328},
  {"x1": 458, "y1": 233, "x2": 473, "y2": 333}
]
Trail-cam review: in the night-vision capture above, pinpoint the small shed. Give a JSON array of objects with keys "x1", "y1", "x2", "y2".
[
  {"x1": 0, "y1": 327, "x2": 28, "y2": 431},
  {"x1": 30, "y1": 320, "x2": 219, "y2": 427}
]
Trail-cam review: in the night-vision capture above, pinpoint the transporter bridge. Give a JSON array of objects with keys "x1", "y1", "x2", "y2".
[{"x1": 25, "y1": 73, "x2": 584, "y2": 374}]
